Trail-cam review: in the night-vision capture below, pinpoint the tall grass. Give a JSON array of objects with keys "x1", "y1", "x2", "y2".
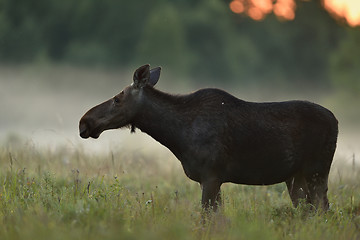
[{"x1": 0, "y1": 139, "x2": 360, "y2": 239}]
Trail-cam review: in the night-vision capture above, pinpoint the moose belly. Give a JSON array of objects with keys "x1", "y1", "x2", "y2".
[
  {"x1": 175, "y1": 131, "x2": 301, "y2": 185},
  {"x1": 220, "y1": 132, "x2": 301, "y2": 185},
  {"x1": 179, "y1": 153, "x2": 298, "y2": 185},
  {"x1": 222, "y1": 154, "x2": 298, "y2": 185}
]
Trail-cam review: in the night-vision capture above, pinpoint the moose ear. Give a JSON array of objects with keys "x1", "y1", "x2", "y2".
[
  {"x1": 149, "y1": 67, "x2": 161, "y2": 86},
  {"x1": 133, "y1": 64, "x2": 150, "y2": 88}
]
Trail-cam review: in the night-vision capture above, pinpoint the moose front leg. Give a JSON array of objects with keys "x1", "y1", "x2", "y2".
[{"x1": 201, "y1": 179, "x2": 222, "y2": 212}]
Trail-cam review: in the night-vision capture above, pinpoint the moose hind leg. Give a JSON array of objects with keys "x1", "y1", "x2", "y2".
[
  {"x1": 286, "y1": 173, "x2": 310, "y2": 207},
  {"x1": 305, "y1": 173, "x2": 329, "y2": 211},
  {"x1": 304, "y1": 122, "x2": 336, "y2": 211}
]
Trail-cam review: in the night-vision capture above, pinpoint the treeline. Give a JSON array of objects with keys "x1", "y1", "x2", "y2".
[{"x1": 0, "y1": 0, "x2": 358, "y2": 91}]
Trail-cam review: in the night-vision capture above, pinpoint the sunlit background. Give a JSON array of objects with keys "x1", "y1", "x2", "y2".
[
  {"x1": 0, "y1": 0, "x2": 359, "y2": 163},
  {"x1": 229, "y1": 0, "x2": 360, "y2": 26}
]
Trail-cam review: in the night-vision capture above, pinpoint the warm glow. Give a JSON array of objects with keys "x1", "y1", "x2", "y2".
[
  {"x1": 229, "y1": 0, "x2": 360, "y2": 26},
  {"x1": 229, "y1": 0, "x2": 296, "y2": 21},
  {"x1": 248, "y1": 7, "x2": 265, "y2": 21},
  {"x1": 323, "y1": 0, "x2": 360, "y2": 26},
  {"x1": 251, "y1": 0, "x2": 273, "y2": 14},
  {"x1": 230, "y1": 0, "x2": 245, "y2": 14},
  {"x1": 274, "y1": 0, "x2": 296, "y2": 20}
]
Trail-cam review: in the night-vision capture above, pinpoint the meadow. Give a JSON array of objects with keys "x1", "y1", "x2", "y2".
[{"x1": 0, "y1": 136, "x2": 360, "y2": 240}]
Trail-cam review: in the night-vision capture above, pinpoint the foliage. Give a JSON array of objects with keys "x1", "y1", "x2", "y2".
[
  {"x1": 1, "y1": 141, "x2": 360, "y2": 239},
  {"x1": 0, "y1": 0, "x2": 359, "y2": 88},
  {"x1": 329, "y1": 27, "x2": 360, "y2": 95}
]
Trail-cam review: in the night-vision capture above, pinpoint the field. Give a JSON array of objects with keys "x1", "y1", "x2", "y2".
[
  {"x1": 0, "y1": 137, "x2": 360, "y2": 240},
  {"x1": 1, "y1": 64, "x2": 360, "y2": 239}
]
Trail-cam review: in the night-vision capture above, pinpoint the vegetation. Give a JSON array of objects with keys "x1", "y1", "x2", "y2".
[
  {"x1": 1, "y1": 1, "x2": 359, "y2": 238},
  {"x1": 1, "y1": 140, "x2": 360, "y2": 240},
  {"x1": 0, "y1": 0, "x2": 359, "y2": 91}
]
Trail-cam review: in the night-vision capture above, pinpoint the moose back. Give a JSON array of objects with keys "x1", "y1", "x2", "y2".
[{"x1": 79, "y1": 64, "x2": 338, "y2": 211}]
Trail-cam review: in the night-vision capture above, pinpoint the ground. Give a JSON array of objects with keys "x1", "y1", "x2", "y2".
[{"x1": 0, "y1": 140, "x2": 359, "y2": 240}]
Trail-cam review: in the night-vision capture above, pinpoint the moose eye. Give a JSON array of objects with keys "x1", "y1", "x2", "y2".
[{"x1": 113, "y1": 96, "x2": 120, "y2": 104}]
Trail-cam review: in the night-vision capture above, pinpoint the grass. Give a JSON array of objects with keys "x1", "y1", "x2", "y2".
[{"x1": 1, "y1": 139, "x2": 360, "y2": 239}]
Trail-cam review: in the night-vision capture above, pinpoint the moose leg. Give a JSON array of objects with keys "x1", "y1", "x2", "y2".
[
  {"x1": 201, "y1": 179, "x2": 222, "y2": 212},
  {"x1": 305, "y1": 173, "x2": 329, "y2": 211},
  {"x1": 285, "y1": 173, "x2": 310, "y2": 207}
]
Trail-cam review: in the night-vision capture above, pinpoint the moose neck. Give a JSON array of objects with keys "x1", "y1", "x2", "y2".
[{"x1": 132, "y1": 87, "x2": 189, "y2": 156}]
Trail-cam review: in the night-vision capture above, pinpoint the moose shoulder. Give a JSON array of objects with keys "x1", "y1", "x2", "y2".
[{"x1": 79, "y1": 64, "x2": 338, "y2": 211}]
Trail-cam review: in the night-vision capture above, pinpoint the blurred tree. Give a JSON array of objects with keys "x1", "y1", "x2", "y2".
[
  {"x1": 62, "y1": 0, "x2": 104, "y2": 64},
  {"x1": 66, "y1": 0, "x2": 152, "y2": 66},
  {"x1": 0, "y1": 0, "x2": 356, "y2": 90},
  {"x1": 95, "y1": 0, "x2": 152, "y2": 65},
  {"x1": 184, "y1": 0, "x2": 242, "y2": 82},
  {"x1": 0, "y1": 0, "x2": 46, "y2": 61},
  {"x1": 135, "y1": 2, "x2": 191, "y2": 75},
  {"x1": 330, "y1": 28, "x2": 360, "y2": 95},
  {"x1": 228, "y1": 0, "x2": 344, "y2": 86},
  {"x1": 42, "y1": 0, "x2": 75, "y2": 60},
  {"x1": 284, "y1": 0, "x2": 344, "y2": 86}
]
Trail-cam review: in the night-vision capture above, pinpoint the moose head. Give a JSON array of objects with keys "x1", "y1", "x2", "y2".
[{"x1": 79, "y1": 64, "x2": 161, "y2": 139}]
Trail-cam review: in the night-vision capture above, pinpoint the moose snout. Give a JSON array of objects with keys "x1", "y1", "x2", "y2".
[{"x1": 79, "y1": 119, "x2": 90, "y2": 139}]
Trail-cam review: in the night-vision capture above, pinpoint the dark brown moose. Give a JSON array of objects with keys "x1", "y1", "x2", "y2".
[{"x1": 79, "y1": 64, "x2": 338, "y2": 211}]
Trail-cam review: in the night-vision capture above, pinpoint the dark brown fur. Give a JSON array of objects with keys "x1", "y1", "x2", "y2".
[{"x1": 79, "y1": 65, "x2": 338, "y2": 211}]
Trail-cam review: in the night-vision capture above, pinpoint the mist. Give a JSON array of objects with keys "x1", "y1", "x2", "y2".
[
  {"x1": 1, "y1": 0, "x2": 360, "y2": 169},
  {"x1": 0, "y1": 64, "x2": 358, "y2": 169}
]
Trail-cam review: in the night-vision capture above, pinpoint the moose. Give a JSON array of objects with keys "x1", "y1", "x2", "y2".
[{"x1": 79, "y1": 64, "x2": 338, "y2": 211}]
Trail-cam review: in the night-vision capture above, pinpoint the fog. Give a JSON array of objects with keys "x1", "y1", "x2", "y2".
[{"x1": 1, "y1": 64, "x2": 359, "y2": 166}]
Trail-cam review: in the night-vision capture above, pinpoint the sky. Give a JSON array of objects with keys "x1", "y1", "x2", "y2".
[{"x1": 229, "y1": 0, "x2": 360, "y2": 26}]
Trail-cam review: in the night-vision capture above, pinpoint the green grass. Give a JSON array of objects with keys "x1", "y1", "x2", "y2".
[{"x1": 1, "y1": 141, "x2": 360, "y2": 239}]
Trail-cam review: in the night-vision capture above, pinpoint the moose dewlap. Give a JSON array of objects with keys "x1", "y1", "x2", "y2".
[{"x1": 79, "y1": 64, "x2": 338, "y2": 211}]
